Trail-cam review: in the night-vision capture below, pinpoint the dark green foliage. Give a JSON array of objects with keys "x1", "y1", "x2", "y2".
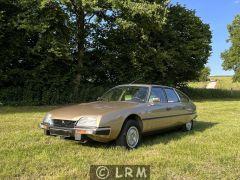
[
  {"x1": 0, "y1": 0, "x2": 74, "y2": 105},
  {"x1": 157, "y1": 5, "x2": 212, "y2": 85},
  {"x1": 198, "y1": 67, "x2": 211, "y2": 82},
  {"x1": 0, "y1": 84, "x2": 110, "y2": 105},
  {"x1": 0, "y1": 1, "x2": 212, "y2": 105},
  {"x1": 221, "y1": 15, "x2": 240, "y2": 82},
  {"x1": 182, "y1": 87, "x2": 240, "y2": 100},
  {"x1": 91, "y1": 5, "x2": 212, "y2": 86}
]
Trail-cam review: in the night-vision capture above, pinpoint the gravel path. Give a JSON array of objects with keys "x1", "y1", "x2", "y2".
[{"x1": 206, "y1": 81, "x2": 217, "y2": 89}]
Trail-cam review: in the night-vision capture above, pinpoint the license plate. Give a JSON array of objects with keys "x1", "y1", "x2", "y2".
[{"x1": 50, "y1": 129, "x2": 71, "y2": 137}]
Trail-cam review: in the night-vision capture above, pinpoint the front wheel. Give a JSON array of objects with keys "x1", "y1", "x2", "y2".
[{"x1": 116, "y1": 120, "x2": 141, "y2": 149}]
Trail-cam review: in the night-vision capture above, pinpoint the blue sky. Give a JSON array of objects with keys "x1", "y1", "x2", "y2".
[{"x1": 171, "y1": 0, "x2": 240, "y2": 76}]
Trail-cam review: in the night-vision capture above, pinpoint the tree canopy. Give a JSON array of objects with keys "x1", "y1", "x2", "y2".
[
  {"x1": 198, "y1": 67, "x2": 211, "y2": 82},
  {"x1": 0, "y1": 0, "x2": 212, "y2": 105},
  {"x1": 221, "y1": 14, "x2": 240, "y2": 82}
]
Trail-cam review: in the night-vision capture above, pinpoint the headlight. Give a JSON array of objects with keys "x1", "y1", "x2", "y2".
[
  {"x1": 43, "y1": 113, "x2": 53, "y2": 125},
  {"x1": 76, "y1": 117, "x2": 98, "y2": 127}
]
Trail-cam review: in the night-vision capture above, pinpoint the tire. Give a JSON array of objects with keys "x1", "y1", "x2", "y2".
[
  {"x1": 44, "y1": 129, "x2": 50, "y2": 136},
  {"x1": 116, "y1": 120, "x2": 141, "y2": 149},
  {"x1": 182, "y1": 120, "x2": 193, "y2": 131}
]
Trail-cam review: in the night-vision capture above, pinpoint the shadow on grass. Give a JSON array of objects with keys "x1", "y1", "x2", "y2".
[
  {"x1": 141, "y1": 121, "x2": 218, "y2": 146},
  {"x1": 193, "y1": 98, "x2": 240, "y2": 102},
  {"x1": 78, "y1": 120, "x2": 218, "y2": 149}
]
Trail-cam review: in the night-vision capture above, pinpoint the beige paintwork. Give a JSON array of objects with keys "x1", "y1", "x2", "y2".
[{"x1": 43, "y1": 84, "x2": 197, "y2": 142}]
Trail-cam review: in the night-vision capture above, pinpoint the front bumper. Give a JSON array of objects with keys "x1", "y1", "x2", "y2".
[{"x1": 40, "y1": 123, "x2": 111, "y2": 140}]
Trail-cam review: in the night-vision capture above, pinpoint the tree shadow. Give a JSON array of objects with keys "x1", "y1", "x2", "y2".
[
  {"x1": 194, "y1": 98, "x2": 240, "y2": 102},
  {"x1": 77, "y1": 120, "x2": 218, "y2": 149}
]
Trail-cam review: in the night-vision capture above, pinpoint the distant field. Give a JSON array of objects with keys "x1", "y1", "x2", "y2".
[
  {"x1": 210, "y1": 76, "x2": 240, "y2": 90},
  {"x1": 1, "y1": 101, "x2": 240, "y2": 179},
  {"x1": 188, "y1": 82, "x2": 208, "y2": 89},
  {"x1": 188, "y1": 76, "x2": 240, "y2": 90}
]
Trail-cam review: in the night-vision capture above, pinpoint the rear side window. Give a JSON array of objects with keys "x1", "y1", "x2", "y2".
[
  {"x1": 149, "y1": 87, "x2": 167, "y2": 103},
  {"x1": 164, "y1": 88, "x2": 179, "y2": 103},
  {"x1": 176, "y1": 90, "x2": 189, "y2": 103}
]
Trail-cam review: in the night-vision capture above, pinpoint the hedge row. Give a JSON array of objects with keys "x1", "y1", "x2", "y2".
[
  {"x1": 182, "y1": 87, "x2": 240, "y2": 100},
  {"x1": 0, "y1": 84, "x2": 110, "y2": 106},
  {"x1": 1, "y1": 86, "x2": 240, "y2": 106}
]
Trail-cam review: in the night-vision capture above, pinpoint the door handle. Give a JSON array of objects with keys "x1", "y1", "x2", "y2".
[{"x1": 166, "y1": 107, "x2": 172, "y2": 111}]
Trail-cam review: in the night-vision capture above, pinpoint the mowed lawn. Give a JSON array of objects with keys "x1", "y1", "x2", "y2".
[{"x1": 0, "y1": 101, "x2": 240, "y2": 179}]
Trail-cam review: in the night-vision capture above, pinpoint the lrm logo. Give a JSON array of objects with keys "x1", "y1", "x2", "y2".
[{"x1": 90, "y1": 165, "x2": 150, "y2": 180}]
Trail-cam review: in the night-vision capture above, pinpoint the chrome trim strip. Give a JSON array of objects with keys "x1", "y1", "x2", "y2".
[{"x1": 142, "y1": 113, "x2": 196, "y2": 121}]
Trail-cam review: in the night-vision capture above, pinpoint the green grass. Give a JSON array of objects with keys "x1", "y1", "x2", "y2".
[{"x1": 1, "y1": 101, "x2": 240, "y2": 179}]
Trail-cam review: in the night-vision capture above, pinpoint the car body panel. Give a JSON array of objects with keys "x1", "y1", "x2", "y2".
[
  {"x1": 142, "y1": 102, "x2": 181, "y2": 131},
  {"x1": 49, "y1": 101, "x2": 140, "y2": 120},
  {"x1": 40, "y1": 84, "x2": 197, "y2": 143}
]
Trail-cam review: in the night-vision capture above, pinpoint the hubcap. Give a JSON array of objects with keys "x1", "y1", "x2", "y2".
[
  {"x1": 126, "y1": 126, "x2": 139, "y2": 148},
  {"x1": 186, "y1": 121, "x2": 192, "y2": 131}
]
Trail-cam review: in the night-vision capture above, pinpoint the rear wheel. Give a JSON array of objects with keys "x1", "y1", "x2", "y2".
[
  {"x1": 116, "y1": 120, "x2": 141, "y2": 149},
  {"x1": 183, "y1": 120, "x2": 193, "y2": 131}
]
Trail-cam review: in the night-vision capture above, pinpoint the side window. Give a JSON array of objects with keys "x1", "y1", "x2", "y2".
[
  {"x1": 176, "y1": 90, "x2": 189, "y2": 103},
  {"x1": 164, "y1": 88, "x2": 179, "y2": 103},
  {"x1": 149, "y1": 87, "x2": 167, "y2": 103}
]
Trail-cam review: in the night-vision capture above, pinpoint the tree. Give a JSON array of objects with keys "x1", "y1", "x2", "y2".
[
  {"x1": 0, "y1": 0, "x2": 74, "y2": 104},
  {"x1": 198, "y1": 67, "x2": 211, "y2": 82},
  {"x1": 0, "y1": 0, "x2": 169, "y2": 104},
  {"x1": 154, "y1": 5, "x2": 212, "y2": 85},
  {"x1": 39, "y1": 0, "x2": 169, "y2": 88},
  {"x1": 94, "y1": 4, "x2": 212, "y2": 86},
  {"x1": 221, "y1": 14, "x2": 240, "y2": 82}
]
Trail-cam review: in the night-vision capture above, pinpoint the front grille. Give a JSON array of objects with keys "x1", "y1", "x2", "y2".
[{"x1": 53, "y1": 119, "x2": 76, "y2": 128}]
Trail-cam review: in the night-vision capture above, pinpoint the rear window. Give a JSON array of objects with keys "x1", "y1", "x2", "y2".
[
  {"x1": 164, "y1": 88, "x2": 179, "y2": 103},
  {"x1": 176, "y1": 90, "x2": 190, "y2": 103}
]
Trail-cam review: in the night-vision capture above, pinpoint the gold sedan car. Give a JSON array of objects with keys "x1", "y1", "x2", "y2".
[{"x1": 40, "y1": 84, "x2": 197, "y2": 149}]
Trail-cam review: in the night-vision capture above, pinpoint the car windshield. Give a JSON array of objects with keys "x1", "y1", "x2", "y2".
[{"x1": 100, "y1": 86, "x2": 149, "y2": 103}]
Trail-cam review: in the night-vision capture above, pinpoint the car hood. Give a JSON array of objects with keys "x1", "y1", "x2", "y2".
[{"x1": 50, "y1": 101, "x2": 140, "y2": 120}]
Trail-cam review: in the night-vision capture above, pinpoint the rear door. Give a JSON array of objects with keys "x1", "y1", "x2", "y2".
[
  {"x1": 163, "y1": 88, "x2": 187, "y2": 126},
  {"x1": 175, "y1": 89, "x2": 196, "y2": 124}
]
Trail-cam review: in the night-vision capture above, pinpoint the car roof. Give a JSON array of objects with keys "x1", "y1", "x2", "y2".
[{"x1": 117, "y1": 84, "x2": 174, "y2": 89}]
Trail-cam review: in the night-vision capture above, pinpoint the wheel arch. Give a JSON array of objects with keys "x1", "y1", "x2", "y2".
[{"x1": 121, "y1": 114, "x2": 143, "y2": 133}]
